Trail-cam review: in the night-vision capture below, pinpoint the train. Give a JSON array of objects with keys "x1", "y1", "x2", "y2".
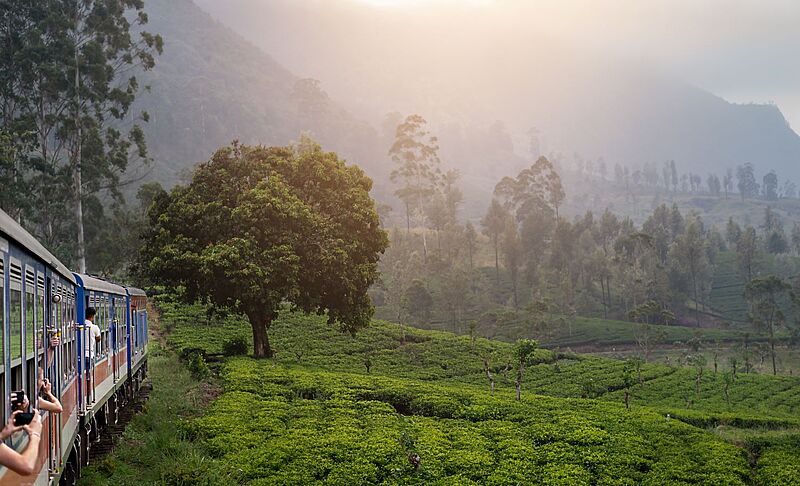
[{"x1": 0, "y1": 209, "x2": 149, "y2": 485}]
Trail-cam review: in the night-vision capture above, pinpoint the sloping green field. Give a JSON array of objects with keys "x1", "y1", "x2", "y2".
[{"x1": 146, "y1": 299, "x2": 800, "y2": 485}]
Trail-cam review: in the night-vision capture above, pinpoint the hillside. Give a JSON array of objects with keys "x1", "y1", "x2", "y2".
[
  {"x1": 83, "y1": 298, "x2": 800, "y2": 484},
  {"x1": 195, "y1": 0, "x2": 800, "y2": 186},
  {"x1": 131, "y1": 0, "x2": 386, "y2": 191}
]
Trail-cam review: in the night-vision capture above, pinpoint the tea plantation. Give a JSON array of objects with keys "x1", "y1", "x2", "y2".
[{"x1": 90, "y1": 297, "x2": 800, "y2": 485}]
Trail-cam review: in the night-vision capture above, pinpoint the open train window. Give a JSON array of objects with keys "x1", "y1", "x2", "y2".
[
  {"x1": 0, "y1": 255, "x2": 5, "y2": 422},
  {"x1": 25, "y1": 267, "x2": 35, "y2": 357},
  {"x1": 9, "y1": 261, "x2": 23, "y2": 400},
  {"x1": 24, "y1": 267, "x2": 37, "y2": 402}
]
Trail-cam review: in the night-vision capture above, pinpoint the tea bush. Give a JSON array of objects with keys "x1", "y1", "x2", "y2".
[
  {"x1": 191, "y1": 361, "x2": 751, "y2": 485},
  {"x1": 153, "y1": 297, "x2": 800, "y2": 484},
  {"x1": 222, "y1": 335, "x2": 249, "y2": 356}
]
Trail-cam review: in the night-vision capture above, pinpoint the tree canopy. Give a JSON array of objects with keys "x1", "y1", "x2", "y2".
[{"x1": 139, "y1": 141, "x2": 389, "y2": 358}]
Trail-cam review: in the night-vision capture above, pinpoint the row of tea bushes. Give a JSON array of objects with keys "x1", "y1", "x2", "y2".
[{"x1": 187, "y1": 359, "x2": 751, "y2": 485}]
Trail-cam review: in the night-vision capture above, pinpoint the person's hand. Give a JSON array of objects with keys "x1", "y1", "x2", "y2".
[
  {"x1": 42, "y1": 379, "x2": 52, "y2": 395},
  {"x1": 0, "y1": 411, "x2": 24, "y2": 440},
  {"x1": 10, "y1": 392, "x2": 29, "y2": 411},
  {"x1": 23, "y1": 410, "x2": 42, "y2": 437}
]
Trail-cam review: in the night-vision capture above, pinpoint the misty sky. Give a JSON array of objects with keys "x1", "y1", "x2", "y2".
[{"x1": 195, "y1": 0, "x2": 800, "y2": 131}]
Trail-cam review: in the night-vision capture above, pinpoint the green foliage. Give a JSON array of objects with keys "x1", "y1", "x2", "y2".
[
  {"x1": 79, "y1": 342, "x2": 234, "y2": 485},
  {"x1": 221, "y1": 335, "x2": 249, "y2": 357},
  {"x1": 0, "y1": 0, "x2": 163, "y2": 271},
  {"x1": 186, "y1": 352, "x2": 210, "y2": 380},
  {"x1": 112, "y1": 299, "x2": 800, "y2": 484},
  {"x1": 755, "y1": 442, "x2": 800, "y2": 486},
  {"x1": 193, "y1": 361, "x2": 750, "y2": 485}
]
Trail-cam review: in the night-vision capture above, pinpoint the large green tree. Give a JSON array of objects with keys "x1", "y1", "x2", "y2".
[{"x1": 140, "y1": 141, "x2": 388, "y2": 358}]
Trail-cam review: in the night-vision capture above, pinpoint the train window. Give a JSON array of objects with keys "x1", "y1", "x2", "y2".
[
  {"x1": 100, "y1": 294, "x2": 107, "y2": 359},
  {"x1": 102, "y1": 295, "x2": 108, "y2": 357},
  {"x1": 10, "y1": 262, "x2": 22, "y2": 362},
  {"x1": 0, "y1": 256, "x2": 5, "y2": 372},
  {"x1": 25, "y1": 268, "x2": 35, "y2": 357},
  {"x1": 37, "y1": 276, "x2": 44, "y2": 358},
  {"x1": 0, "y1": 256, "x2": 5, "y2": 422}
]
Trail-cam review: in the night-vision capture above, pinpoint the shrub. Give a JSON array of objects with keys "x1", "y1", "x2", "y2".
[
  {"x1": 186, "y1": 352, "x2": 210, "y2": 379},
  {"x1": 179, "y1": 346, "x2": 207, "y2": 362},
  {"x1": 221, "y1": 335, "x2": 248, "y2": 356}
]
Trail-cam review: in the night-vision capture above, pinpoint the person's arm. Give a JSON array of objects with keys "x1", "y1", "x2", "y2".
[
  {"x1": 94, "y1": 325, "x2": 101, "y2": 344},
  {"x1": 38, "y1": 380, "x2": 63, "y2": 413},
  {"x1": 0, "y1": 411, "x2": 41, "y2": 475}
]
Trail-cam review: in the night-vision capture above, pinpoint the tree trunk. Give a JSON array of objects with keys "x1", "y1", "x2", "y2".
[
  {"x1": 600, "y1": 278, "x2": 607, "y2": 318},
  {"x1": 74, "y1": 40, "x2": 86, "y2": 273},
  {"x1": 769, "y1": 328, "x2": 777, "y2": 376},
  {"x1": 511, "y1": 274, "x2": 518, "y2": 309},
  {"x1": 405, "y1": 201, "x2": 411, "y2": 234},
  {"x1": 250, "y1": 315, "x2": 274, "y2": 359},
  {"x1": 692, "y1": 274, "x2": 700, "y2": 327},
  {"x1": 483, "y1": 359, "x2": 494, "y2": 394},
  {"x1": 493, "y1": 238, "x2": 499, "y2": 284}
]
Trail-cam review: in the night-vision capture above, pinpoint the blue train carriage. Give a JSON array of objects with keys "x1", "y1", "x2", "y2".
[
  {"x1": 125, "y1": 286, "x2": 148, "y2": 395},
  {"x1": 1, "y1": 210, "x2": 79, "y2": 485},
  {"x1": 71, "y1": 275, "x2": 148, "y2": 478}
]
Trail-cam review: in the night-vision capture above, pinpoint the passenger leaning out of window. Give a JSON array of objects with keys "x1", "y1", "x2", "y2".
[
  {"x1": 37, "y1": 368, "x2": 63, "y2": 414},
  {"x1": 34, "y1": 330, "x2": 63, "y2": 413},
  {"x1": 0, "y1": 393, "x2": 43, "y2": 475}
]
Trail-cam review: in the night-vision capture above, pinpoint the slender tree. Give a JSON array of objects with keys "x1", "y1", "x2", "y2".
[
  {"x1": 500, "y1": 217, "x2": 523, "y2": 308},
  {"x1": 670, "y1": 218, "x2": 710, "y2": 326},
  {"x1": 464, "y1": 221, "x2": 478, "y2": 270},
  {"x1": 512, "y1": 339, "x2": 538, "y2": 401},
  {"x1": 482, "y1": 199, "x2": 508, "y2": 283},
  {"x1": 745, "y1": 276, "x2": 790, "y2": 375},
  {"x1": 736, "y1": 226, "x2": 760, "y2": 283},
  {"x1": 389, "y1": 114, "x2": 441, "y2": 258}
]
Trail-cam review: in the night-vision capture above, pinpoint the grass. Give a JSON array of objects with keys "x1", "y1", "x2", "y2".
[{"x1": 79, "y1": 334, "x2": 231, "y2": 484}]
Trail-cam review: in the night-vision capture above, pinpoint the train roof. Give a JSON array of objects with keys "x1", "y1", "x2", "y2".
[
  {"x1": 0, "y1": 209, "x2": 76, "y2": 284},
  {"x1": 74, "y1": 273, "x2": 127, "y2": 295},
  {"x1": 127, "y1": 287, "x2": 146, "y2": 297}
]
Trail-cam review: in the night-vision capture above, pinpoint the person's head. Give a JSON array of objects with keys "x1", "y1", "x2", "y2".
[{"x1": 86, "y1": 307, "x2": 96, "y2": 321}]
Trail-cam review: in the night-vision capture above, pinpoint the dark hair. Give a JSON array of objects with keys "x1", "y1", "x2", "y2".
[{"x1": 86, "y1": 307, "x2": 97, "y2": 318}]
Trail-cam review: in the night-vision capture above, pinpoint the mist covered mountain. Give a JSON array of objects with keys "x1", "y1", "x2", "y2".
[
  {"x1": 191, "y1": 0, "x2": 800, "y2": 186},
  {"x1": 133, "y1": 0, "x2": 385, "y2": 191},
  {"x1": 133, "y1": 0, "x2": 800, "y2": 221}
]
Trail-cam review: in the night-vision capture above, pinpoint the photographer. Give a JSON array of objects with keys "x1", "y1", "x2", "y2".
[
  {"x1": 0, "y1": 396, "x2": 43, "y2": 475},
  {"x1": 37, "y1": 368, "x2": 63, "y2": 414}
]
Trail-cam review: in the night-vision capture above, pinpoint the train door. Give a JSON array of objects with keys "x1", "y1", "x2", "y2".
[
  {"x1": 1, "y1": 240, "x2": 7, "y2": 443},
  {"x1": 111, "y1": 297, "x2": 118, "y2": 382},
  {"x1": 46, "y1": 275, "x2": 63, "y2": 472},
  {"x1": 85, "y1": 291, "x2": 94, "y2": 405}
]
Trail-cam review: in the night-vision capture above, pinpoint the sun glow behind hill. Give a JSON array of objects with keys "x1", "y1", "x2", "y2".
[{"x1": 356, "y1": 0, "x2": 492, "y2": 6}]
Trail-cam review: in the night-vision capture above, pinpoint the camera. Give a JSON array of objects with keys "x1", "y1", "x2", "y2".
[
  {"x1": 13, "y1": 412, "x2": 34, "y2": 427},
  {"x1": 11, "y1": 390, "x2": 25, "y2": 410}
]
